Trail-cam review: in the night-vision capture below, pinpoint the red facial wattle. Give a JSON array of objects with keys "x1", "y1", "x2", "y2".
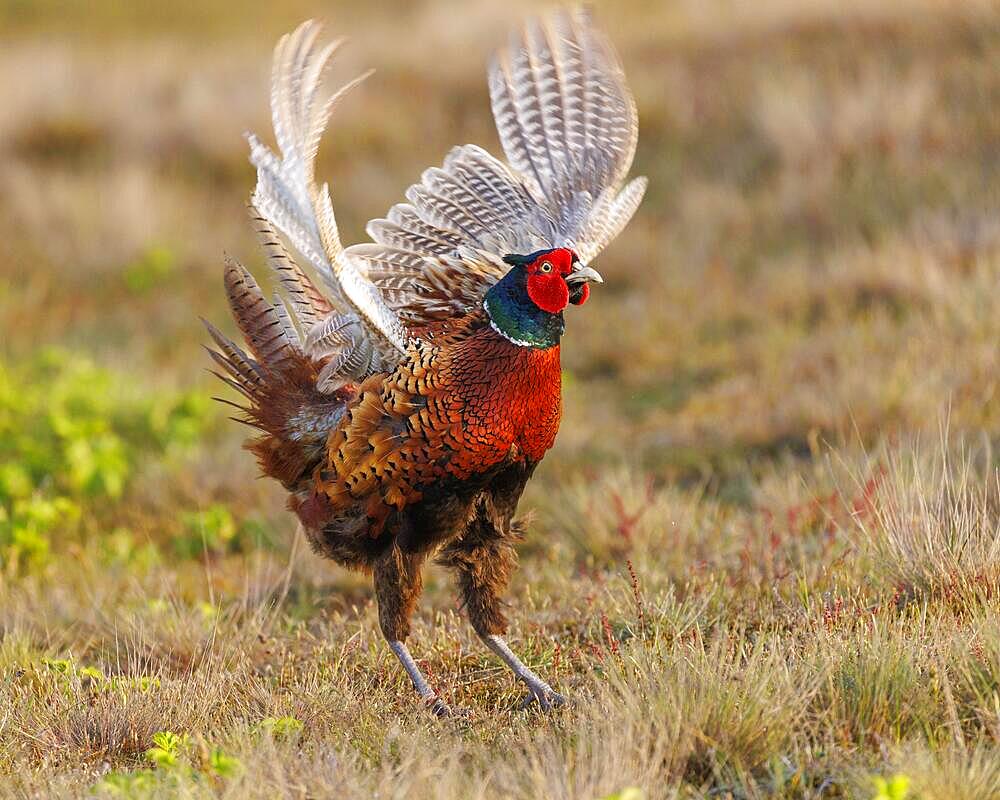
[{"x1": 526, "y1": 272, "x2": 570, "y2": 313}]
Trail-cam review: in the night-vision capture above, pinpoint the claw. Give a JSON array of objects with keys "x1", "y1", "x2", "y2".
[
  {"x1": 427, "y1": 697, "x2": 470, "y2": 718},
  {"x1": 428, "y1": 697, "x2": 453, "y2": 717},
  {"x1": 520, "y1": 686, "x2": 566, "y2": 711},
  {"x1": 389, "y1": 640, "x2": 468, "y2": 717}
]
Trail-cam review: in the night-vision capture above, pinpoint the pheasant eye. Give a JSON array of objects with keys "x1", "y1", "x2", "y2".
[{"x1": 539, "y1": 261, "x2": 553, "y2": 273}]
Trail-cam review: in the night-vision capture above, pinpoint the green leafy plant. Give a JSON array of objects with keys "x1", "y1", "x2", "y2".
[
  {"x1": 176, "y1": 503, "x2": 237, "y2": 558},
  {"x1": 872, "y1": 774, "x2": 911, "y2": 800},
  {"x1": 94, "y1": 768, "x2": 156, "y2": 796},
  {"x1": 131, "y1": 675, "x2": 161, "y2": 693},
  {"x1": 148, "y1": 390, "x2": 212, "y2": 451},
  {"x1": 0, "y1": 350, "x2": 213, "y2": 572},
  {"x1": 38, "y1": 655, "x2": 106, "y2": 686},
  {"x1": 145, "y1": 731, "x2": 190, "y2": 769},
  {"x1": 99, "y1": 527, "x2": 160, "y2": 569},
  {"x1": 93, "y1": 732, "x2": 243, "y2": 796},
  {"x1": 1, "y1": 496, "x2": 79, "y2": 568},
  {"x1": 40, "y1": 657, "x2": 72, "y2": 674}
]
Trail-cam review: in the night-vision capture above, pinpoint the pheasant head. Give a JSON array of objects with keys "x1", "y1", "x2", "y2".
[{"x1": 484, "y1": 248, "x2": 603, "y2": 348}]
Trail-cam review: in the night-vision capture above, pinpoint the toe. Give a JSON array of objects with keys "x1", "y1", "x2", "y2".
[
  {"x1": 427, "y1": 697, "x2": 471, "y2": 718},
  {"x1": 520, "y1": 687, "x2": 566, "y2": 712},
  {"x1": 537, "y1": 689, "x2": 566, "y2": 711},
  {"x1": 428, "y1": 697, "x2": 452, "y2": 717}
]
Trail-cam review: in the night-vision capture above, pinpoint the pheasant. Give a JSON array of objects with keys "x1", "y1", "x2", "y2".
[{"x1": 205, "y1": 8, "x2": 645, "y2": 714}]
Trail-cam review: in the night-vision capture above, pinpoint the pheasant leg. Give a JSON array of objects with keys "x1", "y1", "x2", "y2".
[
  {"x1": 375, "y1": 545, "x2": 456, "y2": 716},
  {"x1": 438, "y1": 506, "x2": 564, "y2": 711},
  {"x1": 480, "y1": 634, "x2": 565, "y2": 710},
  {"x1": 387, "y1": 639, "x2": 451, "y2": 717}
]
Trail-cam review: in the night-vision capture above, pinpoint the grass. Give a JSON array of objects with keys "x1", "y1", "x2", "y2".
[{"x1": 1, "y1": 0, "x2": 999, "y2": 797}]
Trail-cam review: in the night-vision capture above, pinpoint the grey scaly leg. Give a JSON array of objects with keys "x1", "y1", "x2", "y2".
[
  {"x1": 480, "y1": 634, "x2": 565, "y2": 710},
  {"x1": 388, "y1": 640, "x2": 451, "y2": 717}
]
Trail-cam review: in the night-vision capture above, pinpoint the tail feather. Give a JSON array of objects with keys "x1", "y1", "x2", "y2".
[
  {"x1": 271, "y1": 292, "x2": 302, "y2": 347},
  {"x1": 205, "y1": 260, "x2": 355, "y2": 492},
  {"x1": 208, "y1": 370, "x2": 253, "y2": 405},
  {"x1": 203, "y1": 323, "x2": 265, "y2": 398},
  {"x1": 223, "y1": 257, "x2": 299, "y2": 372}
]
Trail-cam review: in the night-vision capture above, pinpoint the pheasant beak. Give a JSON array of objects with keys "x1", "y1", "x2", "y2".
[
  {"x1": 565, "y1": 265, "x2": 603, "y2": 286},
  {"x1": 565, "y1": 263, "x2": 601, "y2": 306}
]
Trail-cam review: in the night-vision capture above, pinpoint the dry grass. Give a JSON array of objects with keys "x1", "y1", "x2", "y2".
[
  {"x1": 852, "y1": 435, "x2": 1000, "y2": 599},
  {"x1": 2, "y1": 0, "x2": 999, "y2": 797}
]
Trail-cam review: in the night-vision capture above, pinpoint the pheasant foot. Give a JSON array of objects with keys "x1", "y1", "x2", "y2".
[{"x1": 480, "y1": 634, "x2": 565, "y2": 711}]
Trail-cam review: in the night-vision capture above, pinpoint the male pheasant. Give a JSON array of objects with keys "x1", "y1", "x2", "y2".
[{"x1": 206, "y1": 8, "x2": 645, "y2": 714}]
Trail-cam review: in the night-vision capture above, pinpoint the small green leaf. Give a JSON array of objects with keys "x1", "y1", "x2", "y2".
[
  {"x1": 257, "y1": 715, "x2": 304, "y2": 738},
  {"x1": 872, "y1": 773, "x2": 910, "y2": 800},
  {"x1": 599, "y1": 789, "x2": 644, "y2": 800},
  {"x1": 146, "y1": 730, "x2": 189, "y2": 769},
  {"x1": 208, "y1": 747, "x2": 243, "y2": 778},
  {"x1": 151, "y1": 730, "x2": 187, "y2": 754}
]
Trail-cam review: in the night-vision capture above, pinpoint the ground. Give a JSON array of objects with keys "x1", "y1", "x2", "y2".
[{"x1": 1, "y1": 0, "x2": 999, "y2": 797}]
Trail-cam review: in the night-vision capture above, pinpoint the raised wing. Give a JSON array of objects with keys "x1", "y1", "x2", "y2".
[
  {"x1": 234, "y1": 9, "x2": 645, "y2": 385},
  {"x1": 349, "y1": 7, "x2": 646, "y2": 324},
  {"x1": 245, "y1": 21, "x2": 410, "y2": 391}
]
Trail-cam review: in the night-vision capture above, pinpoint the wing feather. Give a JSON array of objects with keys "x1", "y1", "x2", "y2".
[
  {"x1": 247, "y1": 20, "x2": 410, "y2": 373},
  {"x1": 352, "y1": 8, "x2": 644, "y2": 325},
  {"x1": 574, "y1": 176, "x2": 649, "y2": 264},
  {"x1": 366, "y1": 215, "x2": 460, "y2": 255},
  {"x1": 242, "y1": 10, "x2": 644, "y2": 341}
]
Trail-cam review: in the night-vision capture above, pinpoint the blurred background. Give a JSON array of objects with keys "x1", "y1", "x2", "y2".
[
  {"x1": 1, "y1": 0, "x2": 998, "y2": 584},
  {"x1": 2, "y1": 1, "x2": 1000, "y2": 794}
]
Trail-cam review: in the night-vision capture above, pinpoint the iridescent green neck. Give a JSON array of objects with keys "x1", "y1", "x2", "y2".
[{"x1": 484, "y1": 268, "x2": 564, "y2": 349}]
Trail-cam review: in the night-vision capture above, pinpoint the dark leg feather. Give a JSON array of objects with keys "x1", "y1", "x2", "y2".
[{"x1": 438, "y1": 463, "x2": 564, "y2": 711}]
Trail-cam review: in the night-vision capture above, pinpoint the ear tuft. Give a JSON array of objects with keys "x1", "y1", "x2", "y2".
[{"x1": 503, "y1": 249, "x2": 552, "y2": 267}]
